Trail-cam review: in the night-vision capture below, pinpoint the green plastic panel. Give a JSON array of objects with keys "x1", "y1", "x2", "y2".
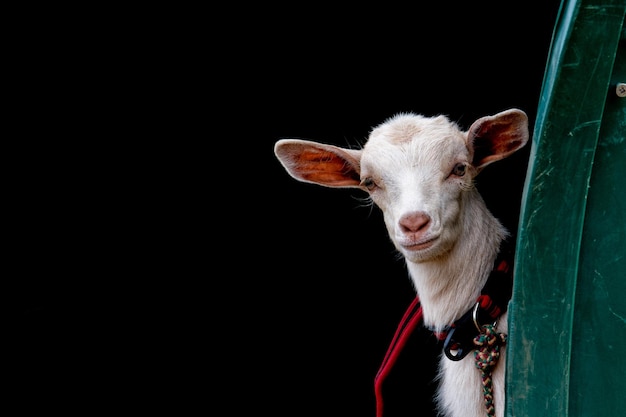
[{"x1": 506, "y1": 0, "x2": 626, "y2": 415}]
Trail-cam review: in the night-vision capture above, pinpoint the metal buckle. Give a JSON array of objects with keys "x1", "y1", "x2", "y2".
[{"x1": 472, "y1": 301, "x2": 497, "y2": 332}]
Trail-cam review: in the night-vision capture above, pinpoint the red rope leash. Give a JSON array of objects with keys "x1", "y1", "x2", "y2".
[{"x1": 374, "y1": 297, "x2": 423, "y2": 417}]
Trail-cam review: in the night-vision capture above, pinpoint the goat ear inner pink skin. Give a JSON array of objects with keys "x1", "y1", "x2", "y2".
[
  {"x1": 467, "y1": 110, "x2": 529, "y2": 170},
  {"x1": 277, "y1": 140, "x2": 363, "y2": 188}
]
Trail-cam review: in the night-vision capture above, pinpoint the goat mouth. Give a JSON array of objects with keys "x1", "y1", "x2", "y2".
[{"x1": 402, "y1": 236, "x2": 439, "y2": 251}]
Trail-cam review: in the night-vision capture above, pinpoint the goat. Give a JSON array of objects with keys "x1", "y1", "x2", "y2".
[{"x1": 273, "y1": 109, "x2": 529, "y2": 417}]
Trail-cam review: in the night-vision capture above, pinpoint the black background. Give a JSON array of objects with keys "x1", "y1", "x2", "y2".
[{"x1": 10, "y1": 2, "x2": 563, "y2": 416}]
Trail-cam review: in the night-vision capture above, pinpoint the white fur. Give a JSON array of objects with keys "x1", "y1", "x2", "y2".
[{"x1": 274, "y1": 109, "x2": 528, "y2": 417}]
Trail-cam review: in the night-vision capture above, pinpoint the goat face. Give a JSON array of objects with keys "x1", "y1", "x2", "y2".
[
  {"x1": 359, "y1": 114, "x2": 475, "y2": 263},
  {"x1": 274, "y1": 109, "x2": 528, "y2": 265}
]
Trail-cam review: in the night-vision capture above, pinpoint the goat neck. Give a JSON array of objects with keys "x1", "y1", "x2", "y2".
[{"x1": 405, "y1": 189, "x2": 508, "y2": 332}]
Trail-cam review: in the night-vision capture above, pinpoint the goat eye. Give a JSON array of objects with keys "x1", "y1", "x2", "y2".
[
  {"x1": 360, "y1": 177, "x2": 377, "y2": 191},
  {"x1": 451, "y1": 163, "x2": 466, "y2": 177}
]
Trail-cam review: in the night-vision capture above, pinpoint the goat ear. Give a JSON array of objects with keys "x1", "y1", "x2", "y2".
[
  {"x1": 274, "y1": 139, "x2": 363, "y2": 188},
  {"x1": 467, "y1": 108, "x2": 529, "y2": 171}
]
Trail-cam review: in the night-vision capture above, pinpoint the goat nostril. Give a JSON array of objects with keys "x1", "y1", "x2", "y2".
[{"x1": 399, "y1": 212, "x2": 431, "y2": 234}]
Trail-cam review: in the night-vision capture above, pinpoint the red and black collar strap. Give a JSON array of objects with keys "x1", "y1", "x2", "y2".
[{"x1": 374, "y1": 238, "x2": 514, "y2": 417}]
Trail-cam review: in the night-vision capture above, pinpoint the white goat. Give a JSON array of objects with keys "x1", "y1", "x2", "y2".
[{"x1": 274, "y1": 109, "x2": 528, "y2": 417}]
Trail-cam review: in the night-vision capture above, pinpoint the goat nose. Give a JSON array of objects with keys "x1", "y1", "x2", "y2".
[{"x1": 399, "y1": 212, "x2": 431, "y2": 234}]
